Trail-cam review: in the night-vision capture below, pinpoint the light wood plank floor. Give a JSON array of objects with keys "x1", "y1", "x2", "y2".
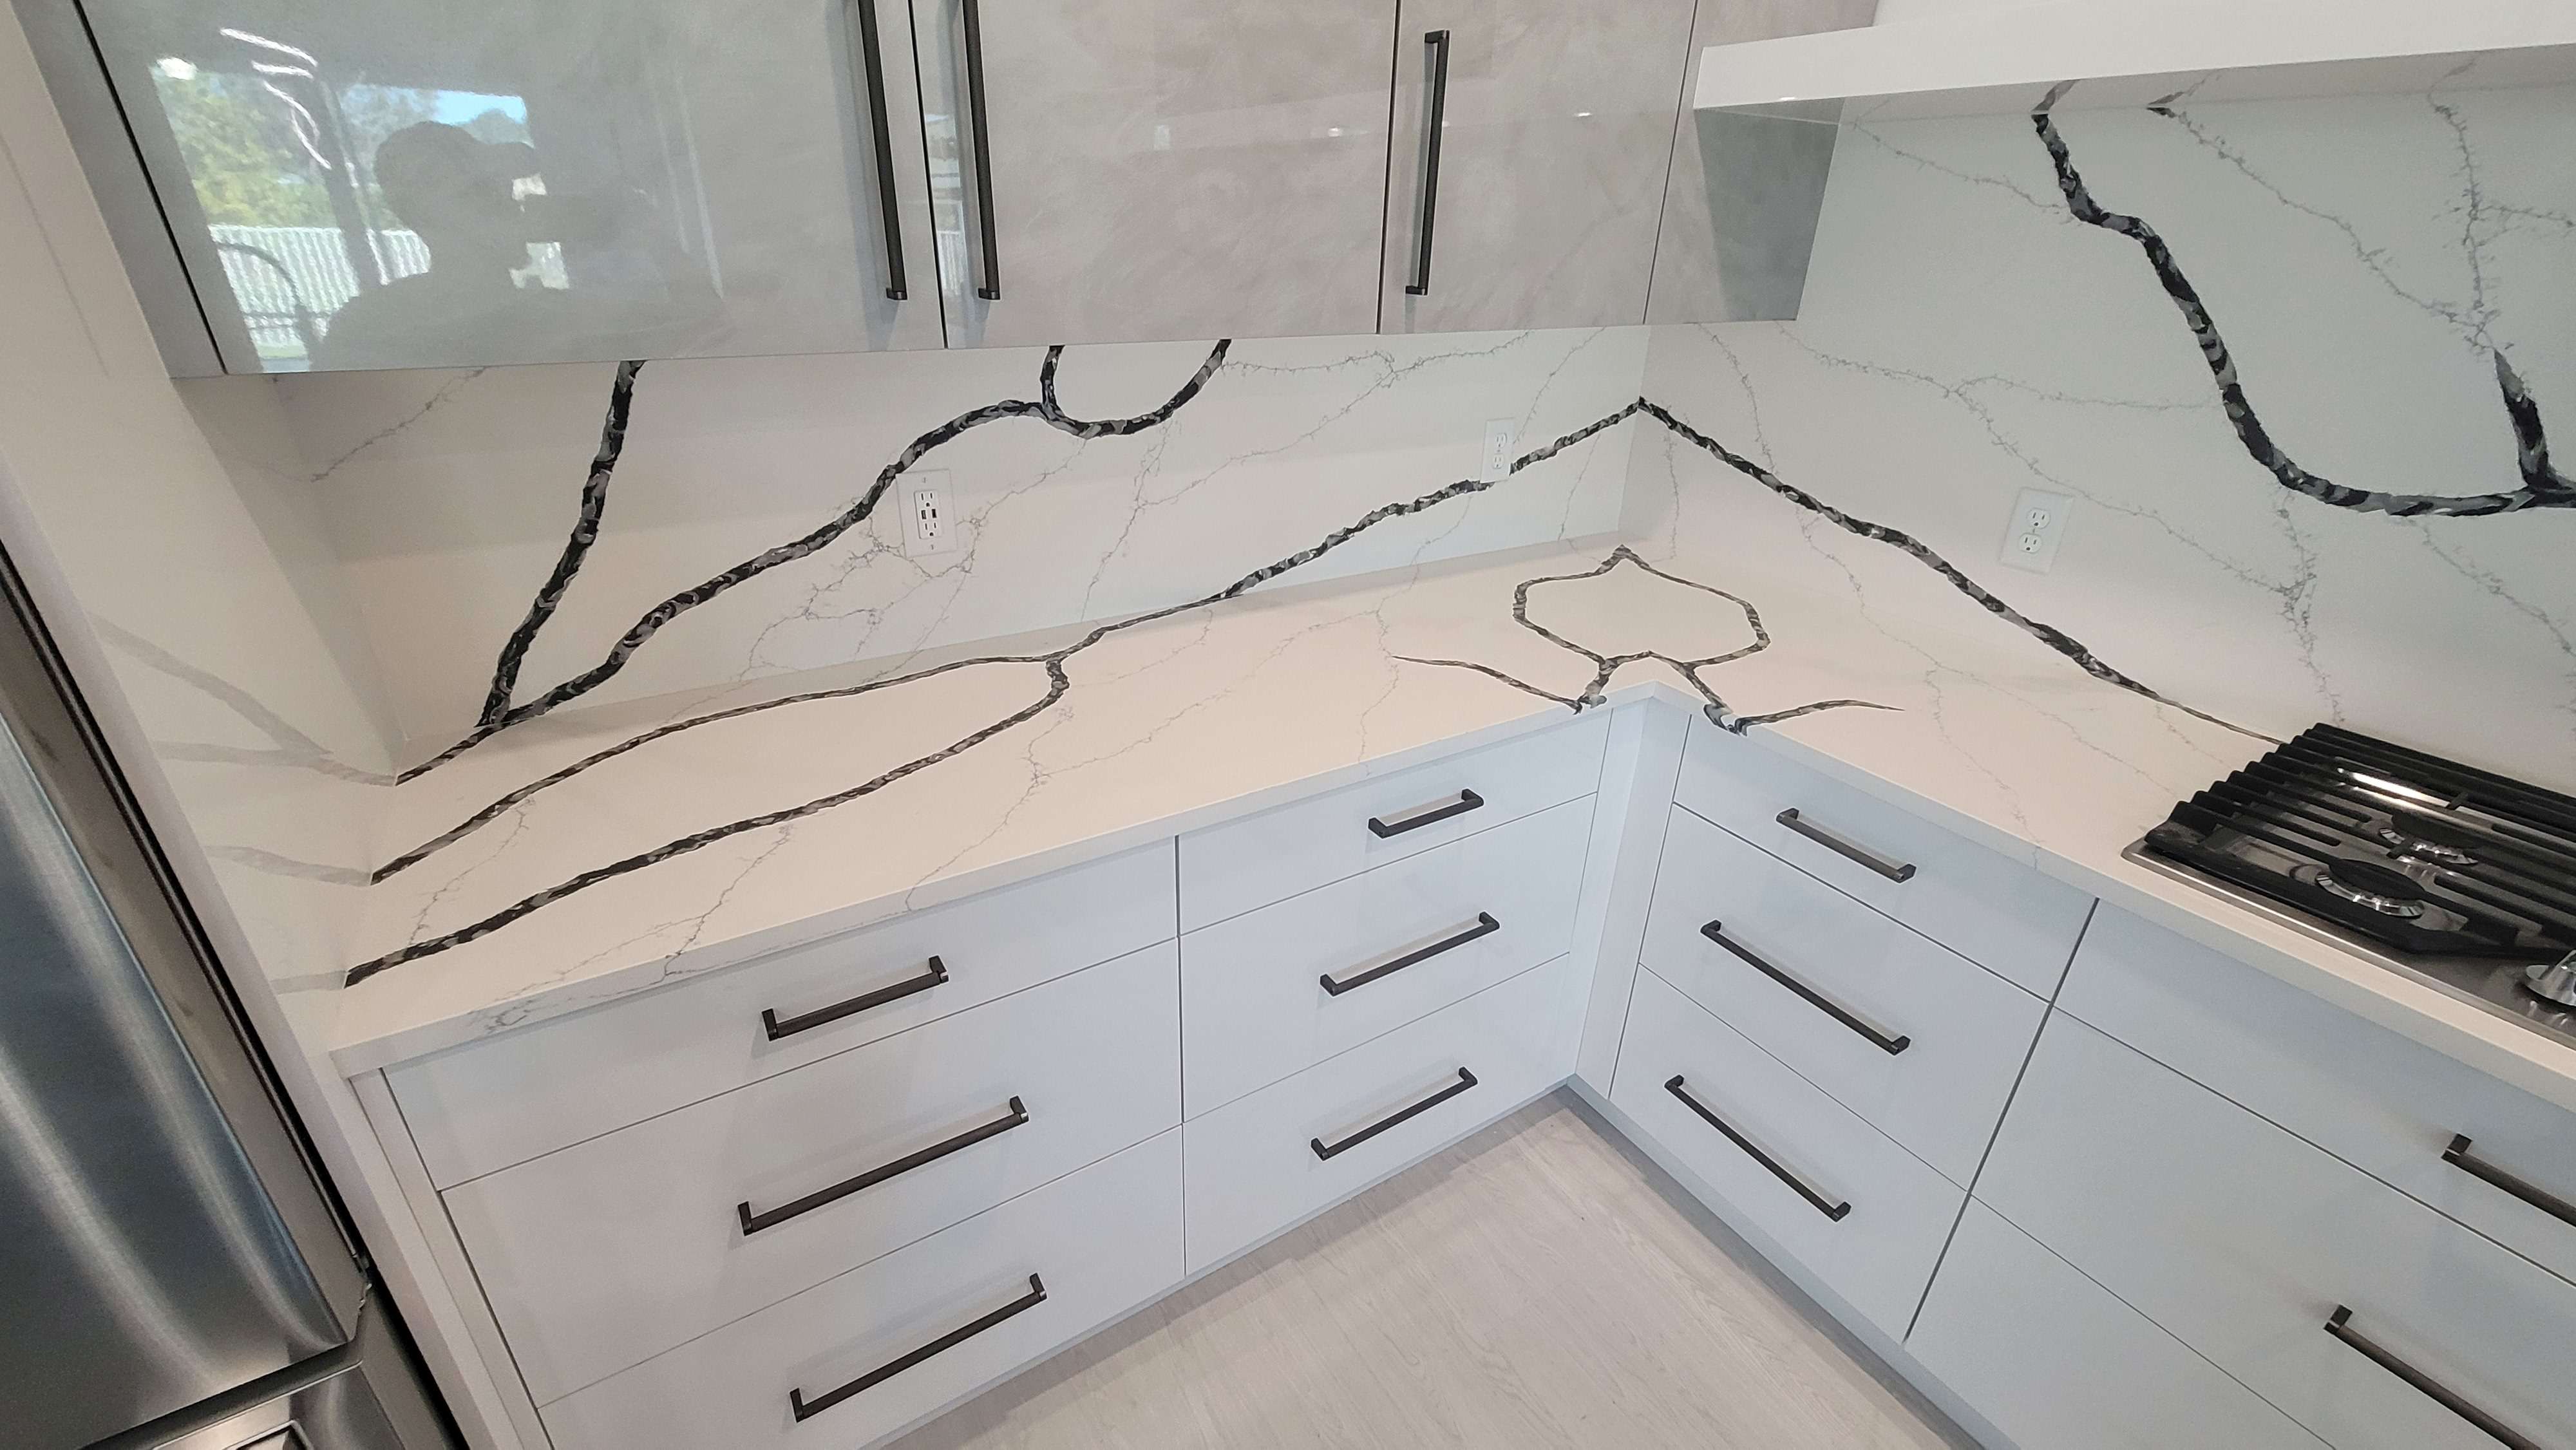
[{"x1": 895, "y1": 1093, "x2": 1978, "y2": 1449}]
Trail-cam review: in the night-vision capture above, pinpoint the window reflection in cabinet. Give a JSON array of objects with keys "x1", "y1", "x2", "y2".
[{"x1": 83, "y1": 0, "x2": 943, "y2": 372}]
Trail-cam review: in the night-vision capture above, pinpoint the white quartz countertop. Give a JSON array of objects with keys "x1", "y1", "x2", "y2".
[{"x1": 328, "y1": 521, "x2": 2576, "y2": 1114}]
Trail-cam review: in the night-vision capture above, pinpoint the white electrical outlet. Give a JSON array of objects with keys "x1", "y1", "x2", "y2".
[
  {"x1": 1481, "y1": 420, "x2": 1517, "y2": 483},
  {"x1": 1999, "y1": 488, "x2": 2073, "y2": 574},
  {"x1": 902, "y1": 472, "x2": 958, "y2": 558}
]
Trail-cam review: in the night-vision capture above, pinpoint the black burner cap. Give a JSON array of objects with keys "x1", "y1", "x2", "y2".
[{"x1": 2324, "y1": 858, "x2": 2424, "y2": 901}]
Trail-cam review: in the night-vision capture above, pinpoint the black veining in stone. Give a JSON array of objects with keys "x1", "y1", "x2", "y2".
[
  {"x1": 1640, "y1": 400, "x2": 2271, "y2": 743},
  {"x1": 478, "y1": 359, "x2": 645, "y2": 730},
  {"x1": 405, "y1": 341, "x2": 1235, "y2": 783},
  {"x1": 354, "y1": 379, "x2": 2260, "y2": 983},
  {"x1": 351, "y1": 393, "x2": 1643, "y2": 979},
  {"x1": 1396, "y1": 546, "x2": 1894, "y2": 733},
  {"x1": 2034, "y1": 102, "x2": 2576, "y2": 518}
]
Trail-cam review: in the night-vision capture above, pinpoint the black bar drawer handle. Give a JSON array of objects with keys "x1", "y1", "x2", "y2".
[
  {"x1": 2443, "y1": 1135, "x2": 2576, "y2": 1229},
  {"x1": 846, "y1": 0, "x2": 908, "y2": 300},
  {"x1": 1664, "y1": 1075, "x2": 1850, "y2": 1221},
  {"x1": 738, "y1": 1097, "x2": 1028, "y2": 1236},
  {"x1": 1368, "y1": 788, "x2": 1483, "y2": 839},
  {"x1": 1405, "y1": 30, "x2": 1452, "y2": 296},
  {"x1": 1702, "y1": 922, "x2": 1909, "y2": 1055},
  {"x1": 2324, "y1": 1306, "x2": 2542, "y2": 1450},
  {"x1": 790, "y1": 1273, "x2": 1046, "y2": 1422},
  {"x1": 1322, "y1": 914, "x2": 1501, "y2": 997},
  {"x1": 958, "y1": 0, "x2": 1001, "y2": 300},
  {"x1": 1312, "y1": 1068, "x2": 1477, "y2": 1160},
  {"x1": 1776, "y1": 809, "x2": 1917, "y2": 883},
  {"x1": 762, "y1": 956, "x2": 949, "y2": 1041}
]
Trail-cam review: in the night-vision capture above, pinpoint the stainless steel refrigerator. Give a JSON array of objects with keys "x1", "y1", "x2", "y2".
[{"x1": 0, "y1": 543, "x2": 455, "y2": 1450}]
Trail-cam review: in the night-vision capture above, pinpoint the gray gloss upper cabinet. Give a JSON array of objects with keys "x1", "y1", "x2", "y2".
[
  {"x1": 913, "y1": 0, "x2": 1397, "y2": 348},
  {"x1": 1379, "y1": 0, "x2": 1698, "y2": 334},
  {"x1": 1645, "y1": 0, "x2": 1879, "y2": 323},
  {"x1": 79, "y1": 0, "x2": 943, "y2": 372}
]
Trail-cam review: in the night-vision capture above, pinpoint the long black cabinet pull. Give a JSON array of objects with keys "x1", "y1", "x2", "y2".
[
  {"x1": 1321, "y1": 914, "x2": 1501, "y2": 997},
  {"x1": 2443, "y1": 1135, "x2": 2576, "y2": 1229},
  {"x1": 739, "y1": 1097, "x2": 1028, "y2": 1236},
  {"x1": 2323, "y1": 1306, "x2": 2542, "y2": 1450},
  {"x1": 958, "y1": 0, "x2": 1002, "y2": 301},
  {"x1": 847, "y1": 0, "x2": 909, "y2": 300},
  {"x1": 790, "y1": 1273, "x2": 1047, "y2": 1422},
  {"x1": 1664, "y1": 1075, "x2": 1850, "y2": 1221},
  {"x1": 762, "y1": 956, "x2": 949, "y2": 1041},
  {"x1": 1701, "y1": 922, "x2": 1909, "y2": 1055},
  {"x1": 1776, "y1": 808, "x2": 1917, "y2": 883},
  {"x1": 1312, "y1": 1068, "x2": 1477, "y2": 1160},
  {"x1": 1403, "y1": 30, "x2": 1452, "y2": 297},
  {"x1": 1368, "y1": 787, "x2": 1482, "y2": 839}
]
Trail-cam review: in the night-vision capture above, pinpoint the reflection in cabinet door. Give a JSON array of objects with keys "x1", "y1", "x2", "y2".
[
  {"x1": 914, "y1": 0, "x2": 1397, "y2": 347},
  {"x1": 1645, "y1": 0, "x2": 1879, "y2": 325},
  {"x1": 1379, "y1": 0, "x2": 1698, "y2": 334},
  {"x1": 82, "y1": 0, "x2": 945, "y2": 372}
]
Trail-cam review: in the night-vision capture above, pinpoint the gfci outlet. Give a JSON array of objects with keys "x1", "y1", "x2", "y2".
[
  {"x1": 902, "y1": 471, "x2": 959, "y2": 558},
  {"x1": 1481, "y1": 419, "x2": 1517, "y2": 483},
  {"x1": 1999, "y1": 488, "x2": 2073, "y2": 574}
]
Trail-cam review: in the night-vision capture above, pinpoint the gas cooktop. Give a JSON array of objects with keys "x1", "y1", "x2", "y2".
[{"x1": 2130, "y1": 723, "x2": 2576, "y2": 1047}]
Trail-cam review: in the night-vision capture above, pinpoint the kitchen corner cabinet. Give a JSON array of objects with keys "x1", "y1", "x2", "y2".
[
  {"x1": 1378, "y1": 0, "x2": 1698, "y2": 335},
  {"x1": 79, "y1": 0, "x2": 945, "y2": 373},
  {"x1": 913, "y1": 0, "x2": 1397, "y2": 348}
]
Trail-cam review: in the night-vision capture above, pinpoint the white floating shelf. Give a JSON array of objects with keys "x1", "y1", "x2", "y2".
[{"x1": 1697, "y1": 0, "x2": 2576, "y2": 123}]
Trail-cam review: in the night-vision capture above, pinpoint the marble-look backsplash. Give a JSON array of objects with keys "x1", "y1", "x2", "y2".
[
  {"x1": 1633, "y1": 82, "x2": 2576, "y2": 791},
  {"x1": 242, "y1": 329, "x2": 1646, "y2": 756}
]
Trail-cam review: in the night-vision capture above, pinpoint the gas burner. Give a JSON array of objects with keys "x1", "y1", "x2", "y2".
[
  {"x1": 2137, "y1": 724, "x2": 2576, "y2": 1049},
  {"x1": 2372, "y1": 827, "x2": 2476, "y2": 867},
  {"x1": 2298, "y1": 861, "x2": 2428, "y2": 918}
]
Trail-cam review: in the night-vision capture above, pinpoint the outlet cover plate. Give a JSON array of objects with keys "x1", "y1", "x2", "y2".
[
  {"x1": 1999, "y1": 488, "x2": 2072, "y2": 574},
  {"x1": 903, "y1": 471, "x2": 958, "y2": 558},
  {"x1": 1481, "y1": 420, "x2": 1517, "y2": 483}
]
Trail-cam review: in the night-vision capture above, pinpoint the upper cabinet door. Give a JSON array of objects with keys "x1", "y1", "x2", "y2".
[
  {"x1": 1379, "y1": 0, "x2": 1698, "y2": 335},
  {"x1": 911, "y1": 0, "x2": 1395, "y2": 348},
  {"x1": 82, "y1": 0, "x2": 943, "y2": 372},
  {"x1": 1645, "y1": 0, "x2": 1879, "y2": 324}
]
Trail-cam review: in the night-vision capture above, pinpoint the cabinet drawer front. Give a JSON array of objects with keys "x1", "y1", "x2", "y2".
[
  {"x1": 1910, "y1": 1203, "x2": 2327, "y2": 1450},
  {"x1": 392, "y1": 843, "x2": 1176, "y2": 1187},
  {"x1": 1609, "y1": 968, "x2": 1962, "y2": 1338},
  {"x1": 1982, "y1": 1016, "x2": 2576, "y2": 1450},
  {"x1": 1642, "y1": 807, "x2": 2047, "y2": 1185},
  {"x1": 2062, "y1": 905, "x2": 2576, "y2": 1286},
  {"x1": 1181, "y1": 715, "x2": 1607, "y2": 932},
  {"x1": 540, "y1": 1131, "x2": 1182, "y2": 1450},
  {"x1": 1183, "y1": 954, "x2": 1584, "y2": 1274},
  {"x1": 448, "y1": 945, "x2": 1179, "y2": 1406},
  {"x1": 1184, "y1": 796, "x2": 1591, "y2": 1116},
  {"x1": 1672, "y1": 717, "x2": 2092, "y2": 997}
]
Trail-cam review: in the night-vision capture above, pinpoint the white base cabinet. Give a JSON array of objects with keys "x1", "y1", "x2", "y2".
[
  {"x1": 1980, "y1": 1015, "x2": 2576, "y2": 1450},
  {"x1": 446, "y1": 944, "x2": 1180, "y2": 1405},
  {"x1": 539, "y1": 1132, "x2": 1184, "y2": 1450},
  {"x1": 1910, "y1": 1203, "x2": 2326, "y2": 1450},
  {"x1": 1608, "y1": 966, "x2": 1964, "y2": 1340},
  {"x1": 1183, "y1": 952, "x2": 1586, "y2": 1274},
  {"x1": 357, "y1": 705, "x2": 2576, "y2": 1450}
]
